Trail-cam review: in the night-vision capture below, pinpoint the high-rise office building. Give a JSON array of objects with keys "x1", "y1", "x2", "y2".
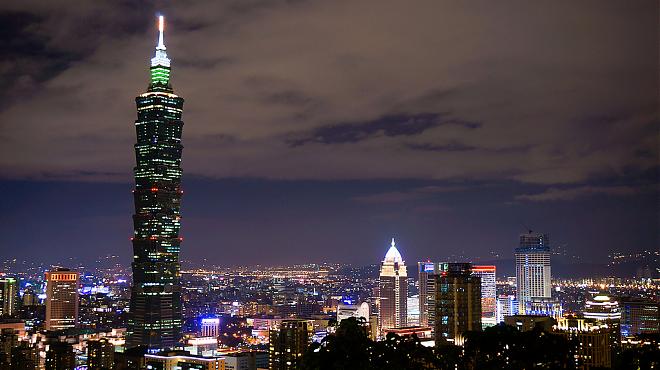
[
  {"x1": 127, "y1": 16, "x2": 186, "y2": 351},
  {"x1": 515, "y1": 231, "x2": 551, "y2": 314},
  {"x1": 620, "y1": 299, "x2": 659, "y2": 337},
  {"x1": 44, "y1": 269, "x2": 79, "y2": 331},
  {"x1": 269, "y1": 319, "x2": 311, "y2": 370},
  {"x1": 418, "y1": 261, "x2": 440, "y2": 328},
  {"x1": 379, "y1": 239, "x2": 408, "y2": 332},
  {"x1": 472, "y1": 265, "x2": 497, "y2": 327},
  {"x1": 554, "y1": 317, "x2": 615, "y2": 369},
  {"x1": 434, "y1": 263, "x2": 482, "y2": 345},
  {"x1": 45, "y1": 342, "x2": 75, "y2": 370},
  {"x1": 583, "y1": 294, "x2": 622, "y2": 361},
  {"x1": 497, "y1": 295, "x2": 518, "y2": 323},
  {"x1": 0, "y1": 277, "x2": 18, "y2": 318},
  {"x1": 87, "y1": 338, "x2": 115, "y2": 370}
]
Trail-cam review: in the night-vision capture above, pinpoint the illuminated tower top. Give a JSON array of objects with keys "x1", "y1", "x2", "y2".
[
  {"x1": 384, "y1": 238, "x2": 403, "y2": 264},
  {"x1": 150, "y1": 15, "x2": 172, "y2": 89}
]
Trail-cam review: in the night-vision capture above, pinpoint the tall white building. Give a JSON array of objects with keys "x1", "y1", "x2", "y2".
[
  {"x1": 407, "y1": 295, "x2": 420, "y2": 326},
  {"x1": 379, "y1": 238, "x2": 407, "y2": 332},
  {"x1": 515, "y1": 231, "x2": 551, "y2": 314},
  {"x1": 472, "y1": 265, "x2": 497, "y2": 327}
]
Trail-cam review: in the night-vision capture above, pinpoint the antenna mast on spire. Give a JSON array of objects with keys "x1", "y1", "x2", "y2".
[{"x1": 157, "y1": 15, "x2": 166, "y2": 50}]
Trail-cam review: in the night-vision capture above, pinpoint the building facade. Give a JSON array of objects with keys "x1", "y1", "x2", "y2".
[
  {"x1": 434, "y1": 263, "x2": 482, "y2": 345},
  {"x1": 269, "y1": 320, "x2": 311, "y2": 370},
  {"x1": 584, "y1": 294, "x2": 621, "y2": 321},
  {"x1": 221, "y1": 351, "x2": 257, "y2": 370},
  {"x1": 45, "y1": 269, "x2": 79, "y2": 331},
  {"x1": 472, "y1": 265, "x2": 497, "y2": 327},
  {"x1": 525, "y1": 297, "x2": 563, "y2": 319},
  {"x1": 145, "y1": 351, "x2": 225, "y2": 370},
  {"x1": 379, "y1": 239, "x2": 408, "y2": 332},
  {"x1": 417, "y1": 262, "x2": 440, "y2": 329},
  {"x1": 0, "y1": 277, "x2": 18, "y2": 318},
  {"x1": 337, "y1": 302, "x2": 370, "y2": 324},
  {"x1": 45, "y1": 342, "x2": 75, "y2": 370},
  {"x1": 87, "y1": 338, "x2": 115, "y2": 370},
  {"x1": 515, "y1": 231, "x2": 551, "y2": 314},
  {"x1": 200, "y1": 317, "x2": 220, "y2": 338},
  {"x1": 620, "y1": 299, "x2": 659, "y2": 337},
  {"x1": 554, "y1": 317, "x2": 614, "y2": 370},
  {"x1": 127, "y1": 16, "x2": 185, "y2": 351},
  {"x1": 497, "y1": 295, "x2": 518, "y2": 323}
]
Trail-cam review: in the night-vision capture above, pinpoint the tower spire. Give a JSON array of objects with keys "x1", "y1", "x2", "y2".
[
  {"x1": 151, "y1": 15, "x2": 170, "y2": 68},
  {"x1": 157, "y1": 15, "x2": 166, "y2": 50}
]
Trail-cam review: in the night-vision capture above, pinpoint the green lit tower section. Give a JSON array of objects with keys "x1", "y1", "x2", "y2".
[{"x1": 127, "y1": 16, "x2": 184, "y2": 351}]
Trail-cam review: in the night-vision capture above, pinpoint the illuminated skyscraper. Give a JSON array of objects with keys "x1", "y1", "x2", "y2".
[
  {"x1": 497, "y1": 295, "x2": 518, "y2": 323},
  {"x1": 417, "y1": 261, "x2": 440, "y2": 329},
  {"x1": 553, "y1": 317, "x2": 615, "y2": 369},
  {"x1": 620, "y1": 299, "x2": 659, "y2": 337},
  {"x1": 434, "y1": 263, "x2": 481, "y2": 345},
  {"x1": 472, "y1": 265, "x2": 497, "y2": 327},
  {"x1": 0, "y1": 277, "x2": 18, "y2": 317},
  {"x1": 127, "y1": 15, "x2": 185, "y2": 351},
  {"x1": 379, "y1": 238, "x2": 408, "y2": 332},
  {"x1": 44, "y1": 269, "x2": 79, "y2": 331},
  {"x1": 515, "y1": 231, "x2": 551, "y2": 314}
]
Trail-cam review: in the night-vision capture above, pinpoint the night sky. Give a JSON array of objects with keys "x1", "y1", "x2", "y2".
[{"x1": 0, "y1": 1, "x2": 657, "y2": 267}]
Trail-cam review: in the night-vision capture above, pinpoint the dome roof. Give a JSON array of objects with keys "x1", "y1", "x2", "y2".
[{"x1": 384, "y1": 238, "x2": 403, "y2": 263}]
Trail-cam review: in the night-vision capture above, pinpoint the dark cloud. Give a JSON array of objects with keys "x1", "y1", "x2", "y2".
[
  {"x1": 406, "y1": 141, "x2": 476, "y2": 152},
  {"x1": 353, "y1": 184, "x2": 469, "y2": 204},
  {"x1": 0, "y1": 0, "x2": 657, "y2": 265},
  {"x1": 1, "y1": 0, "x2": 656, "y2": 185},
  {"x1": 288, "y1": 113, "x2": 457, "y2": 146},
  {"x1": 515, "y1": 185, "x2": 639, "y2": 202}
]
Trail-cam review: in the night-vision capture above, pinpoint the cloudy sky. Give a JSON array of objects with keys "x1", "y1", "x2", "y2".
[{"x1": 0, "y1": 0, "x2": 657, "y2": 267}]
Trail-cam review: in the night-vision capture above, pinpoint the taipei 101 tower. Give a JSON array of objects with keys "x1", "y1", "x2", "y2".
[{"x1": 126, "y1": 16, "x2": 185, "y2": 351}]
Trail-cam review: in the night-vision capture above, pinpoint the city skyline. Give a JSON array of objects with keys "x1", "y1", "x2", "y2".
[
  {"x1": 0, "y1": 3, "x2": 657, "y2": 369},
  {"x1": 0, "y1": 1, "x2": 658, "y2": 267}
]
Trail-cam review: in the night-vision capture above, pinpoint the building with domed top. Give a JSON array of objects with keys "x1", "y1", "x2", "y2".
[{"x1": 378, "y1": 238, "x2": 408, "y2": 333}]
